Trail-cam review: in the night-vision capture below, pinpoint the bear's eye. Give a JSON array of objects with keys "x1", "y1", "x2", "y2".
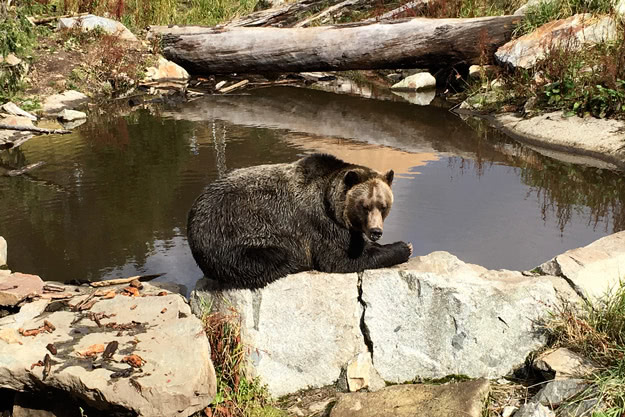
[
  {"x1": 360, "y1": 202, "x2": 369, "y2": 210},
  {"x1": 380, "y1": 204, "x2": 387, "y2": 211}
]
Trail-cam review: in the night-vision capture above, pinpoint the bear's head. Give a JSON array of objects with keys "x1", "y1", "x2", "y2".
[{"x1": 343, "y1": 169, "x2": 394, "y2": 242}]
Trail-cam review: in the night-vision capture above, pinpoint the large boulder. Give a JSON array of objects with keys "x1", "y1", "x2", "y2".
[
  {"x1": 192, "y1": 251, "x2": 577, "y2": 396},
  {"x1": 0, "y1": 272, "x2": 44, "y2": 307},
  {"x1": 191, "y1": 272, "x2": 369, "y2": 397},
  {"x1": 390, "y1": 72, "x2": 436, "y2": 91},
  {"x1": 362, "y1": 252, "x2": 563, "y2": 382},
  {"x1": 496, "y1": 14, "x2": 617, "y2": 69},
  {"x1": 58, "y1": 15, "x2": 137, "y2": 42},
  {"x1": 41, "y1": 90, "x2": 89, "y2": 116},
  {"x1": 0, "y1": 284, "x2": 216, "y2": 417},
  {"x1": 537, "y1": 230, "x2": 625, "y2": 299}
]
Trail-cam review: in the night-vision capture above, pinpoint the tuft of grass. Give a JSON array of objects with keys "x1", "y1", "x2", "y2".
[
  {"x1": 544, "y1": 281, "x2": 625, "y2": 415},
  {"x1": 199, "y1": 304, "x2": 285, "y2": 417}
]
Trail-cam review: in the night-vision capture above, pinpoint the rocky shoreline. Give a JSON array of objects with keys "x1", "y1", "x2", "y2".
[{"x1": 2, "y1": 231, "x2": 624, "y2": 416}]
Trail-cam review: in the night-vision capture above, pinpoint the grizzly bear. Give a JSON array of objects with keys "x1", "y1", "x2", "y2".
[{"x1": 187, "y1": 153, "x2": 412, "y2": 289}]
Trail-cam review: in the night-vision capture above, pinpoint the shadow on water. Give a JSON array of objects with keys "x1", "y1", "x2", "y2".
[{"x1": 0, "y1": 86, "x2": 624, "y2": 288}]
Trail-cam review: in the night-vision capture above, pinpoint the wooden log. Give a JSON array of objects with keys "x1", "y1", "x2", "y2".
[
  {"x1": 89, "y1": 273, "x2": 164, "y2": 287},
  {"x1": 293, "y1": 0, "x2": 364, "y2": 27},
  {"x1": 160, "y1": 16, "x2": 521, "y2": 74}
]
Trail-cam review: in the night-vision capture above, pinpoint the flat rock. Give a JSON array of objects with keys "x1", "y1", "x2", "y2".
[
  {"x1": 391, "y1": 72, "x2": 436, "y2": 91},
  {"x1": 58, "y1": 15, "x2": 137, "y2": 41},
  {"x1": 514, "y1": 0, "x2": 557, "y2": 15},
  {"x1": 533, "y1": 379, "x2": 589, "y2": 407},
  {"x1": 0, "y1": 273, "x2": 44, "y2": 306},
  {"x1": 496, "y1": 14, "x2": 617, "y2": 69},
  {"x1": 57, "y1": 109, "x2": 87, "y2": 122},
  {"x1": 0, "y1": 236, "x2": 6, "y2": 266},
  {"x1": 537, "y1": 231, "x2": 625, "y2": 299},
  {"x1": 362, "y1": 252, "x2": 561, "y2": 382},
  {"x1": 468, "y1": 64, "x2": 497, "y2": 79},
  {"x1": 0, "y1": 284, "x2": 216, "y2": 416},
  {"x1": 329, "y1": 378, "x2": 490, "y2": 417},
  {"x1": 1, "y1": 115, "x2": 34, "y2": 127},
  {"x1": 41, "y1": 90, "x2": 89, "y2": 116},
  {"x1": 391, "y1": 90, "x2": 435, "y2": 106},
  {"x1": 190, "y1": 271, "x2": 367, "y2": 397},
  {"x1": 534, "y1": 348, "x2": 598, "y2": 379},
  {"x1": 1, "y1": 102, "x2": 37, "y2": 121},
  {"x1": 346, "y1": 352, "x2": 385, "y2": 392},
  {"x1": 491, "y1": 112, "x2": 625, "y2": 170},
  {"x1": 1, "y1": 53, "x2": 22, "y2": 66}
]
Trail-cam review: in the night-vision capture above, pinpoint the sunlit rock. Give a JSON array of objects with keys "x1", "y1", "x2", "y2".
[
  {"x1": 0, "y1": 236, "x2": 6, "y2": 266},
  {"x1": 0, "y1": 284, "x2": 216, "y2": 417},
  {"x1": 391, "y1": 72, "x2": 436, "y2": 91},
  {"x1": 329, "y1": 379, "x2": 490, "y2": 417},
  {"x1": 537, "y1": 230, "x2": 625, "y2": 299},
  {"x1": 42, "y1": 90, "x2": 89, "y2": 116},
  {"x1": 496, "y1": 14, "x2": 616, "y2": 69},
  {"x1": 58, "y1": 15, "x2": 137, "y2": 42},
  {"x1": 0, "y1": 273, "x2": 43, "y2": 307}
]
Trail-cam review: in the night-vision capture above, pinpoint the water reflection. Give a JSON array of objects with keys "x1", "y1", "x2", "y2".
[{"x1": 0, "y1": 86, "x2": 623, "y2": 290}]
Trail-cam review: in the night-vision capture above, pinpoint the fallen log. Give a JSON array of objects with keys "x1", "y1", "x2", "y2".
[
  {"x1": 160, "y1": 15, "x2": 521, "y2": 74},
  {"x1": 89, "y1": 273, "x2": 164, "y2": 287}
]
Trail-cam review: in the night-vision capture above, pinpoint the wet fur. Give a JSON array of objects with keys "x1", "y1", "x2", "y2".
[{"x1": 187, "y1": 153, "x2": 411, "y2": 289}]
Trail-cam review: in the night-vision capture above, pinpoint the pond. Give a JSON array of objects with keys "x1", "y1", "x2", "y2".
[{"x1": 1, "y1": 86, "x2": 624, "y2": 293}]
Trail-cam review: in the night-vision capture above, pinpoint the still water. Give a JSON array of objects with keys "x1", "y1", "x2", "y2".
[{"x1": 1, "y1": 86, "x2": 624, "y2": 292}]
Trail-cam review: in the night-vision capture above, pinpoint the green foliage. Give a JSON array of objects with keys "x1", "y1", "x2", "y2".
[
  {"x1": 0, "y1": 6, "x2": 37, "y2": 101},
  {"x1": 545, "y1": 281, "x2": 625, "y2": 415}
]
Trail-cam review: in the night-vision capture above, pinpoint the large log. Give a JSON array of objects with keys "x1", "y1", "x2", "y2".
[{"x1": 160, "y1": 16, "x2": 521, "y2": 74}]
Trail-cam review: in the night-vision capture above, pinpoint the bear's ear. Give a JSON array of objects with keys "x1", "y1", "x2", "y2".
[
  {"x1": 344, "y1": 170, "x2": 361, "y2": 189},
  {"x1": 384, "y1": 170, "x2": 394, "y2": 186}
]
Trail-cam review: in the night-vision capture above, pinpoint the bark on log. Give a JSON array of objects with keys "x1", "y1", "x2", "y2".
[
  {"x1": 0, "y1": 124, "x2": 72, "y2": 134},
  {"x1": 160, "y1": 16, "x2": 521, "y2": 74}
]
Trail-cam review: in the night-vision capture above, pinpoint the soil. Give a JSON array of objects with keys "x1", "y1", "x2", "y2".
[{"x1": 23, "y1": 26, "x2": 155, "y2": 105}]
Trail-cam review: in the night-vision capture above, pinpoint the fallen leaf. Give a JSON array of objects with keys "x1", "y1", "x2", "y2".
[
  {"x1": 101, "y1": 290, "x2": 116, "y2": 299},
  {"x1": 123, "y1": 286, "x2": 140, "y2": 297},
  {"x1": 157, "y1": 291, "x2": 168, "y2": 296},
  {"x1": 46, "y1": 343, "x2": 57, "y2": 355},
  {"x1": 43, "y1": 320, "x2": 56, "y2": 332},
  {"x1": 161, "y1": 308, "x2": 167, "y2": 314},
  {"x1": 77, "y1": 344, "x2": 105, "y2": 357},
  {"x1": 122, "y1": 354, "x2": 145, "y2": 368},
  {"x1": 130, "y1": 304, "x2": 137, "y2": 310},
  {"x1": 19, "y1": 327, "x2": 41, "y2": 337}
]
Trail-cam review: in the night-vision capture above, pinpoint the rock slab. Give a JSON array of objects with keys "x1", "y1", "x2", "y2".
[
  {"x1": 362, "y1": 252, "x2": 559, "y2": 383},
  {"x1": 0, "y1": 273, "x2": 44, "y2": 307},
  {"x1": 391, "y1": 72, "x2": 436, "y2": 91},
  {"x1": 42, "y1": 90, "x2": 89, "y2": 116},
  {"x1": 329, "y1": 378, "x2": 490, "y2": 417},
  {"x1": 496, "y1": 14, "x2": 616, "y2": 69},
  {"x1": 58, "y1": 15, "x2": 137, "y2": 41},
  {"x1": 534, "y1": 348, "x2": 598, "y2": 379},
  {"x1": 0, "y1": 284, "x2": 216, "y2": 417},
  {"x1": 191, "y1": 272, "x2": 367, "y2": 397},
  {"x1": 538, "y1": 230, "x2": 625, "y2": 299}
]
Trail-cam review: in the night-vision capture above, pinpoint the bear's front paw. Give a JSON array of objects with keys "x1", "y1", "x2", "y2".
[{"x1": 393, "y1": 241, "x2": 412, "y2": 262}]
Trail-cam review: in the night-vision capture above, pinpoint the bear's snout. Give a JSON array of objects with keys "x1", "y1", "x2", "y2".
[{"x1": 369, "y1": 228, "x2": 383, "y2": 241}]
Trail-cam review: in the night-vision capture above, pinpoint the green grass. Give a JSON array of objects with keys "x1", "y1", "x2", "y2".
[
  {"x1": 544, "y1": 281, "x2": 625, "y2": 415},
  {"x1": 198, "y1": 303, "x2": 285, "y2": 417}
]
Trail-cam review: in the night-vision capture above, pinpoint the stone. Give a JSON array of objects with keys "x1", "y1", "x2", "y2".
[
  {"x1": 514, "y1": 402, "x2": 555, "y2": 417},
  {"x1": 143, "y1": 56, "x2": 190, "y2": 83},
  {"x1": 391, "y1": 72, "x2": 436, "y2": 91},
  {"x1": 58, "y1": 15, "x2": 137, "y2": 42},
  {"x1": 496, "y1": 14, "x2": 617, "y2": 69},
  {"x1": 42, "y1": 90, "x2": 89, "y2": 116},
  {"x1": 0, "y1": 284, "x2": 216, "y2": 417},
  {"x1": 1, "y1": 102, "x2": 37, "y2": 121},
  {"x1": 329, "y1": 378, "x2": 490, "y2": 417},
  {"x1": 532, "y1": 379, "x2": 589, "y2": 407},
  {"x1": 491, "y1": 113, "x2": 625, "y2": 170},
  {"x1": 0, "y1": 115, "x2": 34, "y2": 127},
  {"x1": 57, "y1": 109, "x2": 87, "y2": 122},
  {"x1": 0, "y1": 273, "x2": 44, "y2": 307},
  {"x1": 0, "y1": 236, "x2": 6, "y2": 266},
  {"x1": 468, "y1": 64, "x2": 497, "y2": 80},
  {"x1": 362, "y1": 252, "x2": 560, "y2": 383},
  {"x1": 537, "y1": 231, "x2": 625, "y2": 299},
  {"x1": 190, "y1": 272, "x2": 367, "y2": 397},
  {"x1": 502, "y1": 406, "x2": 518, "y2": 417},
  {"x1": 534, "y1": 348, "x2": 598, "y2": 379},
  {"x1": 346, "y1": 352, "x2": 385, "y2": 392},
  {"x1": 2, "y1": 53, "x2": 22, "y2": 66}
]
